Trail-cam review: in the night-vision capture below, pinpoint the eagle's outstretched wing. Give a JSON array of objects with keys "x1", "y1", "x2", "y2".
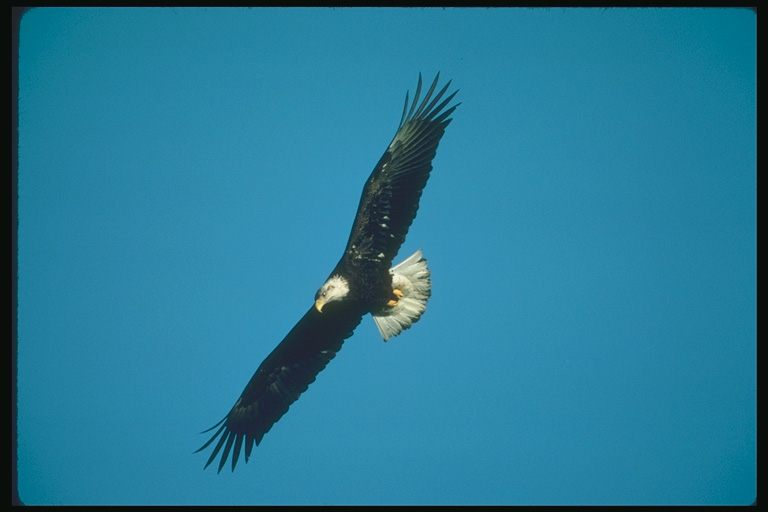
[
  {"x1": 196, "y1": 302, "x2": 365, "y2": 472},
  {"x1": 344, "y1": 73, "x2": 459, "y2": 267}
]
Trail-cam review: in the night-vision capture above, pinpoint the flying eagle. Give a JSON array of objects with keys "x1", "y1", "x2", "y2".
[{"x1": 196, "y1": 74, "x2": 459, "y2": 472}]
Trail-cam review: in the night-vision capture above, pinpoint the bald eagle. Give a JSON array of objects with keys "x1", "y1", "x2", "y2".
[{"x1": 196, "y1": 74, "x2": 459, "y2": 472}]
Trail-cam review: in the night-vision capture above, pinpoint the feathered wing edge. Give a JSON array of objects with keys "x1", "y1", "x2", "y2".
[
  {"x1": 343, "y1": 73, "x2": 460, "y2": 265},
  {"x1": 196, "y1": 305, "x2": 364, "y2": 472},
  {"x1": 398, "y1": 72, "x2": 460, "y2": 132}
]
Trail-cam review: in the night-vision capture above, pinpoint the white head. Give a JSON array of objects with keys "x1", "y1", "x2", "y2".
[{"x1": 314, "y1": 275, "x2": 350, "y2": 313}]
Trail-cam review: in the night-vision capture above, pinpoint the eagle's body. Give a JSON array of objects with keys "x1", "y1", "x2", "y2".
[{"x1": 197, "y1": 74, "x2": 459, "y2": 472}]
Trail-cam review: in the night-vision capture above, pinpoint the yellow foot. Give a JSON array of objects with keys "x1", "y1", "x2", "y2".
[{"x1": 386, "y1": 288, "x2": 404, "y2": 307}]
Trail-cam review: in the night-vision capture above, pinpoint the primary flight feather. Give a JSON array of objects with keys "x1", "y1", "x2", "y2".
[{"x1": 196, "y1": 74, "x2": 459, "y2": 472}]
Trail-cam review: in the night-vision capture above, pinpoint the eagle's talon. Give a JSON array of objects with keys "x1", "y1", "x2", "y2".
[{"x1": 387, "y1": 288, "x2": 404, "y2": 307}]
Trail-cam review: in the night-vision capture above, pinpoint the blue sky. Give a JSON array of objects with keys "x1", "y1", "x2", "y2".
[{"x1": 15, "y1": 7, "x2": 755, "y2": 505}]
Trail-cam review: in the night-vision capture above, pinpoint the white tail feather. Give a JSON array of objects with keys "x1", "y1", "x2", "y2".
[{"x1": 372, "y1": 249, "x2": 432, "y2": 341}]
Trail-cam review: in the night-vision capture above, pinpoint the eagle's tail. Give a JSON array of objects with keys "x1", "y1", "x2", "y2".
[{"x1": 372, "y1": 249, "x2": 432, "y2": 341}]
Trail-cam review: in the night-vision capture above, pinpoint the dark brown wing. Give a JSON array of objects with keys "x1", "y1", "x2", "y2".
[
  {"x1": 344, "y1": 73, "x2": 459, "y2": 267},
  {"x1": 196, "y1": 302, "x2": 365, "y2": 472}
]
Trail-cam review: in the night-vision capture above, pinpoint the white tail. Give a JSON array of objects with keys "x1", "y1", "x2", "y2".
[{"x1": 372, "y1": 249, "x2": 432, "y2": 341}]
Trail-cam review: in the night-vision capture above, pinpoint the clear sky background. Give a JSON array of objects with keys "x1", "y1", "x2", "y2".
[{"x1": 15, "y1": 7, "x2": 755, "y2": 506}]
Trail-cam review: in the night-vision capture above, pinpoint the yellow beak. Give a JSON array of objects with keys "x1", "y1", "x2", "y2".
[{"x1": 314, "y1": 299, "x2": 325, "y2": 313}]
